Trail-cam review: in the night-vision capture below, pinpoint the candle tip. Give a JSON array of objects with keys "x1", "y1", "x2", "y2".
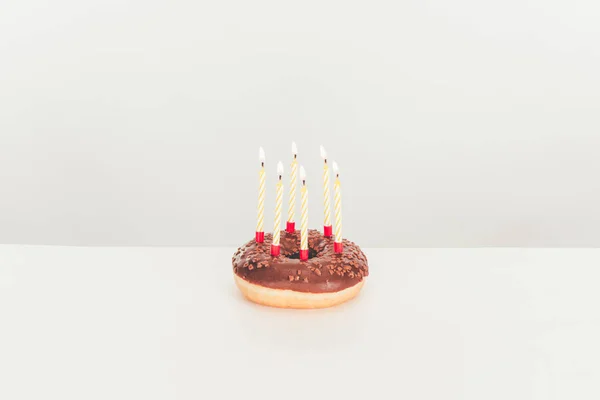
[
  {"x1": 292, "y1": 142, "x2": 297, "y2": 155},
  {"x1": 259, "y1": 147, "x2": 265, "y2": 163},
  {"x1": 319, "y1": 145, "x2": 327, "y2": 160},
  {"x1": 277, "y1": 161, "x2": 284, "y2": 176},
  {"x1": 332, "y1": 161, "x2": 339, "y2": 175},
  {"x1": 300, "y1": 166, "x2": 306, "y2": 181}
]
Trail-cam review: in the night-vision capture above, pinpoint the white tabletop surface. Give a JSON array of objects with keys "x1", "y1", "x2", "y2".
[{"x1": 1, "y1": 245, "x2": 599, "y2": 400}]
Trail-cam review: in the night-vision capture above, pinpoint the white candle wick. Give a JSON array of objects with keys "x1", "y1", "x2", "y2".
[
  {"x1": 300, "y1": 165, "x2": 306, "y2": 182},
  {"x1": 259, "y1": 147, "x2": 265, "y2": 165},
  {"x1": 277, "y1": 161, "x2": 284, "y2": 178},
  {"x1": 292, "y1": 142, "x2": 297, "y2": 157}
]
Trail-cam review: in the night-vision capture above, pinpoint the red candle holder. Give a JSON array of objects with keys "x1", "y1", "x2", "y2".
[
  {"x1": 270, "y1": 244, "x2": 280, "y2": 256},
  {"x1": 255, "y1": 231, "x2": 264, "y2": 243},
  {"x1": 323, "y1": 225, "x2": 332, "y2": 237},
  {"x1": 334, "y1": 241, "x2": 343, "y2": 253},
  {"x1": 286, "y1": 221, "x2": 295, "y2": 233},
  {"x1": 299, "y1": 249, "x2": 309, "y2": 261}
]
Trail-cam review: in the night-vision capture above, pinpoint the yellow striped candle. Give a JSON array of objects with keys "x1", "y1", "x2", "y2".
[
  {"x1": 287, "y1": 142, "x2": 298, "y2": 233},
  {"x1": 271, "y1": 161, "x2": 284, "y2": 256},
  {"x1": 320, "y1": 145, "x2": 332, "y2": 237},
  {"x1": 300, "y1": 166, "x2": 309, "y2": 260},
  {"x1": 333, "y1": 161, "x2": 343, "y2": 253},
  {"x1": 256, "y1": 147, "x2": 266, "y2": 242}
]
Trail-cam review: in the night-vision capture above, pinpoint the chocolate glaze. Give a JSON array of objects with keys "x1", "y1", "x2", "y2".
[{"x1": 232, "y1": 229, "x2": 369, "y2": 293}]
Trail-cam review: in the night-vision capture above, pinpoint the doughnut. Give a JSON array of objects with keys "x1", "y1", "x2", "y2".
[{"x1": 231, "y1": 229, "x2": 369, "y2": 309}]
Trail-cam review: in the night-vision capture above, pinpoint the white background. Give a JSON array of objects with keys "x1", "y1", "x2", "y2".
[{"x1": 1, "y1": 0, "x2": 599, "y2": 247}]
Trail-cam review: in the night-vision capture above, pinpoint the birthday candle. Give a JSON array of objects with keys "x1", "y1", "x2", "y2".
[
  {"x1": 333, "y1": 161, "x2": 343, "y2": 253},
  {"x1": 287, "y1": 142, "x2": 298, "y2": 233},
  {"x1": 300, "y1": 166, "x2": 309, "y2": 261},
  {"x1": 256, "y1": 147, "x2": 266, "y2": 243},
  {"x1": 320, "y1": 145, "x2": 332, "y2": 237},
  {"x1": 271, "y1": 161, "x2": 284, "y2": 256}
]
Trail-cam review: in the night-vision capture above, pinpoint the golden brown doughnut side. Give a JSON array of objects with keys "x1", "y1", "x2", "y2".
[{"x1": 233, "y1": 274, "x2": 365, "y2": 309}]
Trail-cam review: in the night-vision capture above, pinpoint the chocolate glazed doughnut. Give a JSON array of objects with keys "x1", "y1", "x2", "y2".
[{"x1": 232, "y1": 229, "x2": 368, "y2": 308}]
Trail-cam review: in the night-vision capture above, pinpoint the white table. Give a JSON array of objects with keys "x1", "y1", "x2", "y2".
[{"x1": 1, "y1": 246, "x2": 599, "y2": 400}]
